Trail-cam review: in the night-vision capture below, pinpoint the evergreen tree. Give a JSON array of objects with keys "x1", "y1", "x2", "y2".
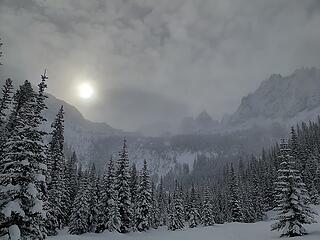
[
  {"x1": 150, "y1": 181, "x2": 160, "y2": 229},
  {"x1": 46, "y1": 106, "x2": 66, "y2": 234},
  {"x1": 304, "y1": 155, "x2": 317, "y2": 189},
  {"x1": 69, "y1": 170, "x2": 90, "y2": 235},
  {"x1": 88, "y1": 164, "x2": 99, "y2": 232},
  {"x1": 202, "y1": 187, "x2": 214, "y2": 226},
  {"x1": 107, "y1": 192, "x2": 121, "y2": 232},
  {"x1": 105, "y1": 156, "x2": 120, "y2": 232},
  {"x1": 0, "y1": 78, "x2": 14, "y2": 170},
  {"x1": 0, "y1": 78, "x2": 48, "y2": 240},
  {"x1": 0, "y1": 78, "x2": 13, "y2": 127},
  {"x1": 130, "y1": 163, "x2": 139, "y2": 231},
  {"x1": 168, "y1": 183, "x2": 184, "y2": 231},
  {"x1": 64, "y1": 151, "x2": 78, "y2": 223},
  {"x1": 157, "y1": 177, "x2": 167, "y2": 226},
  {"x1": 188, "y1": 185, "x2": 200, "y2": 228},
  {"x1": 96, "y1": 158, "x2": 110, "y2": 233},
  {"x1": 136, "y1": 160, "x2": 152, "y2": 232},
  {"x1": 272, "y1": 140, "x2": 317, "y2": 237},
  {"x1": 115, "y1": 138, "x2": 132, "y2": 233},
  {"x1": 251, "y1": 170, "x2": 264, "y2": 221},
  {"x1": 229, "y1": 164, "x2": 244, "y2": 222}
]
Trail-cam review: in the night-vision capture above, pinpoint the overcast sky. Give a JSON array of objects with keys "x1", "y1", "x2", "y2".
[{"x1": 1, "y1": 0, "x2": 320, "y2": 130}]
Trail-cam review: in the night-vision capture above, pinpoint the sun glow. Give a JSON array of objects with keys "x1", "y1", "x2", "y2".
[{"x1": 78, "y1": 82, "x2": 94, "y2": 99}]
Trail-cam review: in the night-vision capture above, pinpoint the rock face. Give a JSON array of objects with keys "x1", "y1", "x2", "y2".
[{"x1": 228, "y1": 67, "x2": 320, "y2": 127}]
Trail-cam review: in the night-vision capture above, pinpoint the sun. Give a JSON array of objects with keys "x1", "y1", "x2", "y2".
[{"x1": 78, "y1": 82, "x2": 94, "y2": 99}]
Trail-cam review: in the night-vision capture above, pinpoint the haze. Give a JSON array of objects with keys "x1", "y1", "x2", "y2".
[{"x1": 1, "y1": 0, "x2": 320, "y2": 131}]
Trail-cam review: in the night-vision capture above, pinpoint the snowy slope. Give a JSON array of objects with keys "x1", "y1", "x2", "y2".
[
  {"x1": 43, "y1": 94, "x2": 124, "y2": 160},
  {"x1": 49, "y1": 206, "x2": 320, "y2": 240}
]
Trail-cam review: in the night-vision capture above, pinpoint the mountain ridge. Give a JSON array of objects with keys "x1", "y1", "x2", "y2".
[{"x1": 226, "y1": 67, "x2": 320, "y2": 129}]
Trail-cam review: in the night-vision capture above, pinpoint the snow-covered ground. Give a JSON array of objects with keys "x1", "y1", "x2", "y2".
[{"x1": 49, "y1": 206, "x2": 320, "y2": 240}]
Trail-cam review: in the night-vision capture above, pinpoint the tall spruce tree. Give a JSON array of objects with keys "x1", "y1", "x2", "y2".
[
  {"x1": 168, "y1": 182, "x2": 184, "y2": 231},
  {"x1": 188, "y1": 184, "x2": 200, "y2": 228},
  {"x1": 150, "y1": 181, "x2": 160, "y2": 229},
  {"x1": 202, "y1": 187, "x2": 214, "y2": 226},
  {"x1": 106, "y1": 156, "x2": 120, "y2": 232},
  {"x1": 64, "y1": 151, "x2": 78, "y2": 223},
  {"x1": 69, "y1": 170, "x2": 91, "y2": 235},
  {"x1": 130, "y1": 163, "x2": 139, "y2": 231},
  {"x1": 116, "y1": 138, "x2": 132, "y2": 233},
  {"x1": 271, "y1": 140, "x2": 317, "y2": 237},
  {"x1": 157, "y1": 177, "x2": 167, "y2": 226},
  {"x1": 136, "y1": 160, "x2": 152, "y2": 231},
  {"x1": 46, "y1": 106, "x2": 66, "y2": 235},
  {"x1": 88, "y1": 164, "x2": 99, "y2": 232},
  {"x1": 0, "y1": 77, "x2": 48, "y2": 240},
  {"x1": 229, "y1": 164, "x2": 244, "y2": 222},
  {"x1": 96, "y1": 158, "x2": 110, "y2": 233},
  {"x1": 0, "y1": 78, "x2": 13, "y2": 127},
  {"x1": 0, "y1": 78, "x2": 14, "y2": 163}
]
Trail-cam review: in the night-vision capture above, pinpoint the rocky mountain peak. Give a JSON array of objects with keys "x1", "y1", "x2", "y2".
[{"x1": 228, "y1": 67, "x2": 320, "y2": 126}]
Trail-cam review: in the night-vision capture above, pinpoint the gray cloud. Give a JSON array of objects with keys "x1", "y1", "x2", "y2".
[
  {"x1": 90, "y1": 87, "x2": 188, "y2": 131},
  {"x1": 1, "y1": 0, "x2": 320, "y2": 130}
]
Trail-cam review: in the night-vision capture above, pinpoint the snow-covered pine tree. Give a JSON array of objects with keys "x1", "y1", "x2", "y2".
[
  {"x1": 0, "y1": 78, "x2": 13, "y2": 160},
  {"x1": 96, "y1": 158, "x2": 110, "y2": 233},
  {"x1": 69, "y1": 170, "x2": 91, "y2": 235},
  {"x1": 115, "y1": 138, "x2": 132, "y2": 233},
  {"x1": 136, "y1": 160, "x2": 152, "y2": 231},
  {"x1": 64, "y1": 151, "x2": 78, "y2": 223},
  {"x1": 290, "y1": 127, "x2": 302, "y2": 172},
  {"x1": 157, "y1": 177, "x2": 167, "y2": 226},
  {"x1": 47, "y1": 106, "x2": 64, "y2": 183},
  {"x1": 240, "y1": 181, "x2": 255, "y2": 223},
  {"x1": 106, "y1": 156, "x2": 121, "y2": 232},
  {"x1": 46, "y1": 106, "x2": 66, "y2": 235},
  {"x1": 184, "y1": 189, "x2": 190, "y2": 222},
  {"x1": 88, "y1": 164, "x2": 99, "y2": 233},
  {"x1": 211, "y1": 190, "x2": 224, "y2": 224},
  {"x1": 150, "y1": 181, "x2": 160, "y2": 229},
  {"x1": 167, "y1": 193, "x2": 174, "y2": 231},
  {"x1": 188, "y1": 184, "x2": 200, "y2": 228},
  {"x1": 130, "y1": 163, "x2": 139, "y2": 231},
  {"x1": 228, "y1": 164, "x2": 244, "y2": 222},
  {"x1": 0, "y1": 78, "x2": 48, "y2": 240},
  {"x1": 263, "y1": 162, "x2": 277, "y2": 211},
  {"x1": 271, "y1": 139, "x2": 317, "y2": 237},
  {"x1": 202, "y1": 187, "x2": 214, "y2": 226},
  {"x1": 107, "y1": 191, "x2": 121, "y2": 233},
  {"x1": 30, "y1": 72, "x2": 49, "y2": 236},
  {"x1": 168, "y1": 182, "x2": 184, "y2": 231},
  {"x1": 303, "y1": 154, "x2": 319, "y2": 204},
  {"x1": 0, "y1": 78, "x2": 13, "y2": 127},
  {"x1": 251, "y1": 169, "x2": 264, "y2": 221}
]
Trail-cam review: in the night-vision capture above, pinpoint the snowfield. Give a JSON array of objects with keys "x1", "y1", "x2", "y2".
[{"x1": 49, "y1": 206, "x2": 320, "y2": 240}]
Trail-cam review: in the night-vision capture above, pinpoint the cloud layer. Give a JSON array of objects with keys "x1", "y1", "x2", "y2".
[{"x1": 1, "y1": 0, "x2": 320, "y2": 130}]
